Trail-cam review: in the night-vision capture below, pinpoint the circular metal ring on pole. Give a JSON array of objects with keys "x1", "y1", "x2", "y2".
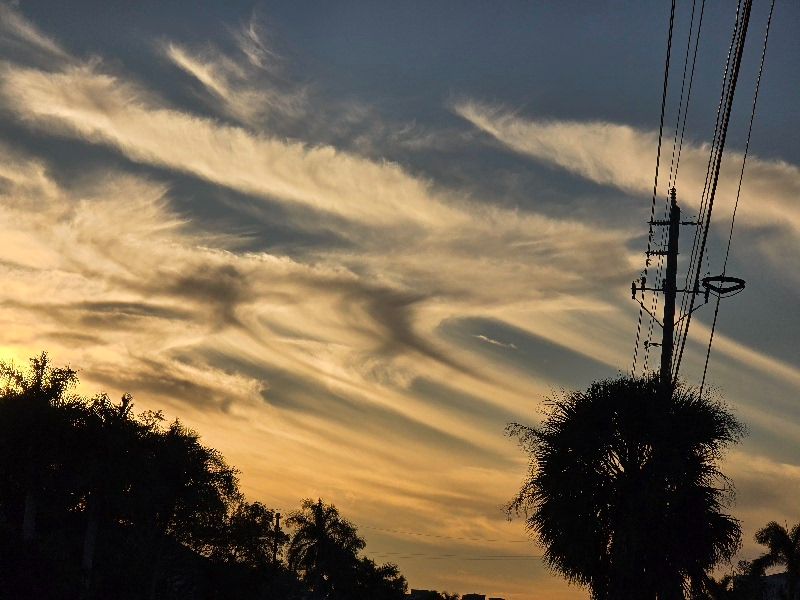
[{"x1": 701, "y1": 275, "x2": 746, "y2": 296}]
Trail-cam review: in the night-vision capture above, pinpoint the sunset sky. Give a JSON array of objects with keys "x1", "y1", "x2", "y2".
[{"x1": 1, "y1": 1, "x2": 798, "y2": 598}]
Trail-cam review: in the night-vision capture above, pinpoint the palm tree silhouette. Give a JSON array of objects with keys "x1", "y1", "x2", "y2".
[
  {"x1": 507, "y1": 374, "x2": 743, "y2": 600},
  {"x1": 751, "y1": 521, "x2": 800, "y2": 599},
  {"x1": 689, "y1": 564, "x2": 765, "y2": 600},
  {"x1": 690, "y1": 572, "x2": 736, "y2": 599},
  {"x1": 286, "y1": 498, "x2": 365, "y2": 598}
]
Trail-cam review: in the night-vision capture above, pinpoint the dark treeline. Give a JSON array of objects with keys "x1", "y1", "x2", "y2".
[{"x1": 0, "y1": 353, "x2": 407, "y2": 600}]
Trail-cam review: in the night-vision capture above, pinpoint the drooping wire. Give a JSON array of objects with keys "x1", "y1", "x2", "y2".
[
  {"x1": 643, "y1": 229, "x2": 666, "y2": 373},
  {"x1": 639, "y1": 0, "x2": 703, "y2": 375},
  {"x1": 632, "y1": 0, "x2": 677, "y2": 375},
  {"x1": 672, "y1": 0, "x2": 754, "y2": 382},
  {"x1": 699, "y1": 0, "x2": 775, "y2": 396},
  {"x1": 670, "y1": 0, "x2": 707, "y2": 190},
  {"x1": 671, "y1": 0, "x2": 709, "y2": 362},
  {"x1": 632, "y1": 289, "x2": 646, "y2": 374},
  {"x1": 674, "y1": 0, "x2": 741, "y2": 373},
  {"x1": 667, "y1": 0, "x2": 701, "y2": 193},
  {"x1": 672, "y1": 0, "x2": 745, "y2": 379},
  {"x1": 665, "y1": 0, "x2": 706, "y2": 364},
  {"x1": 369, "y1": 552, "x2": 541, "y2": 561},
  {"x1": 362, "y1": 525, "x2": 529, "y2": 543}
]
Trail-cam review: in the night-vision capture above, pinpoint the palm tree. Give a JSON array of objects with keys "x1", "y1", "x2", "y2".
[
  {"x1": 286, "y1": 498, "x2": 365, "y2": 599},
  {"x1": 689, "y1": 573, "x2": 736, "y2": 600},
  {"x1": 507, "y1": 374, "x2": 744, "y2": 600},
  {"x1": 689, "y1": 565, "x2": 764, "y2": 600},
  {"x1": 751, "y1": 521, "x2": 800, "y2": 599}
]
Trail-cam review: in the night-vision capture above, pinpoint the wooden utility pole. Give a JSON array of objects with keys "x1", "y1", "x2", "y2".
[
  {"x1": 659, "y1": 188, "x2": 680, "y2": 389},
  {"x1": 631, "y1": 187, "x2": 684, "y2": 393},
  {"x1": 272, "y1": 512, "x2": 281, "y2": 563}
]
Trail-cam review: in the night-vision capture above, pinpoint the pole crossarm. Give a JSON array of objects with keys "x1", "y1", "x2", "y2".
[{"x1": 632, "y1": 285, "x2": 708, "y2": 295}]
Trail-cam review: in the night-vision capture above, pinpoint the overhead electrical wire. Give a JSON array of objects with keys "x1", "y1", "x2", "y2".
[
  {"x1": 645, "y1": 0, "x2": 705, "y2": 374},
  {"x1": 673, "y1": 0, "x2": 752, "y2": 380},
  {"x1": 673, "y1": 0, "x2": 738, "y2": 371},
  {"x1": 676, "y1": 0, "x2": 743, "y2": 335},
  {"x1": 632, "y1": 0, "x2": 677, "y2": 375},
  {"x1": 672, "y1": 0, "x2": 754, "y2": 382},
  {"x1": 666, "y1": 0, "x2": 700, "y2": 194},
  {"x1": 699, "y1": 0, "x2": 775, "y2": 396},
  {"x1": 362, "y1": 525, "x2": 530, "y2": 543},
  {"x1": 663, "y1": 0, "x2": 706, "y2": 369},
  {"x1": 667, "y1": 0, "x2": 706, "y2": 192},
  {"x1": 369, "y1": 552, "x2": 541, "y2": 561}
]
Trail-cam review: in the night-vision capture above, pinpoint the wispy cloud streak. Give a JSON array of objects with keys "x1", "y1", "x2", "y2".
[
  {"x1": 456, "y1": 101, "x2": 800, "y2": 235},
  {"x1": 0, "y1": 6, "x2": 798, "y2": 597}
]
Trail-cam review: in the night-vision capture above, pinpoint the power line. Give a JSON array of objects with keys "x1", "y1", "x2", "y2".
[
  {"x1": 632, "y1": 0, "x2": 677, "y2": 375},
  {"x1": 362, "y1": 525, "x2": 530, "y2": 543},
  {"x1": 674, "y1": 0, "x2": 742, "y2": 376},
  {"x1": 669, "y1": 0, "x2": 707, "y2": 362},
  {"x1": 672, "y1": 0, "x2": 754, "y2": 382},
  {"x1": 700, "y1": 0, "x2": 775, "y2": 396},
  {"x1": 668, "y1": 0, "x2": 706, "y2": 192},
  {"x1": 649, "y1": 0, "x2": 707, "y2": 377},
  {"x1": 369, "y1": 552, "x2": 541, "y2": 561}
]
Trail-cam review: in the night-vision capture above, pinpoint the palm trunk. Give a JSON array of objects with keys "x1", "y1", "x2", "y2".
[
  {"x1": 148, "y1": 526, "x2": 166, "y2": 600},
  {"x1": 22, "y1": 489, "x2": 37, "y2": 542},
  {"x1": 789, "y1": 570, "x2": 798, "y2": 600},
  {"x1": 80, "y1": 504, "x2": 99, "y2": 599}
]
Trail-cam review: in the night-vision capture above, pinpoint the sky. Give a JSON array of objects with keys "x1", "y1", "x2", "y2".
[{"x1": 0, "y1": 1, "x2": 798, "y2": 597}]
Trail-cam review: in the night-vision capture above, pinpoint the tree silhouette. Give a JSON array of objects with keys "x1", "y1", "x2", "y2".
[
  {"x1": 507, "y1": 374, "x2": 744, "y2": 600},
  {"x1": 0, "y1": 353, "x2": 411, "y2": 600},
  {"x1": 212, "y1": 501, "x2": 289, "y2": 568},
  {"x1": 286, "y1": 498, "x2": 366, "y2": 598},
  {"x1": 690, "y1": 573, "x2": 737, "y2": 600},
  {"x1": 75, "y1": 392, "x2": 178, "y2": 598},
  {"x1": 352, "y1": 557, "x2": 407, "y2": 599},
  {"x1": 409, "y1": 591, "x2": 458, "y2": 600},
  {"x1": 76, "y1": 393, "x2": 152, "y2": 595},
  {"x1": 751, "y1": 521, "x2": 800, "y2": 599},
  {"x1": 143, "y1": 419, "x2": 241, "y2": 598},
  {"x1": 687, "y1": 559, "x2": 766, "y2": 600},
  {"x1": 0, "y1": 353, "x2": 81, "y2": 544}
]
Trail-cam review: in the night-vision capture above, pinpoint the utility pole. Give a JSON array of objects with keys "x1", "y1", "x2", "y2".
[
  {"x1": 631, "y1": 187, "x2": 683, "y2": 393},
  {"x1": 659, "y1": 188, "x2": 680, "y2": 389},
  {"x1": 272, "y1": 512, "x2": 281, "y2": 564},
  {"x1": 632, "y1": 187, "x2": 746, "y2": 390}
]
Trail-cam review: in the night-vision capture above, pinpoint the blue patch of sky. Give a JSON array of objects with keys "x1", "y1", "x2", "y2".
[
  {"x1": 16, "y1": 1, "x2": 798, "y2": 163},
  {"x1": 438, "y1": 316, "x2": 617, "y2": 389}
]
